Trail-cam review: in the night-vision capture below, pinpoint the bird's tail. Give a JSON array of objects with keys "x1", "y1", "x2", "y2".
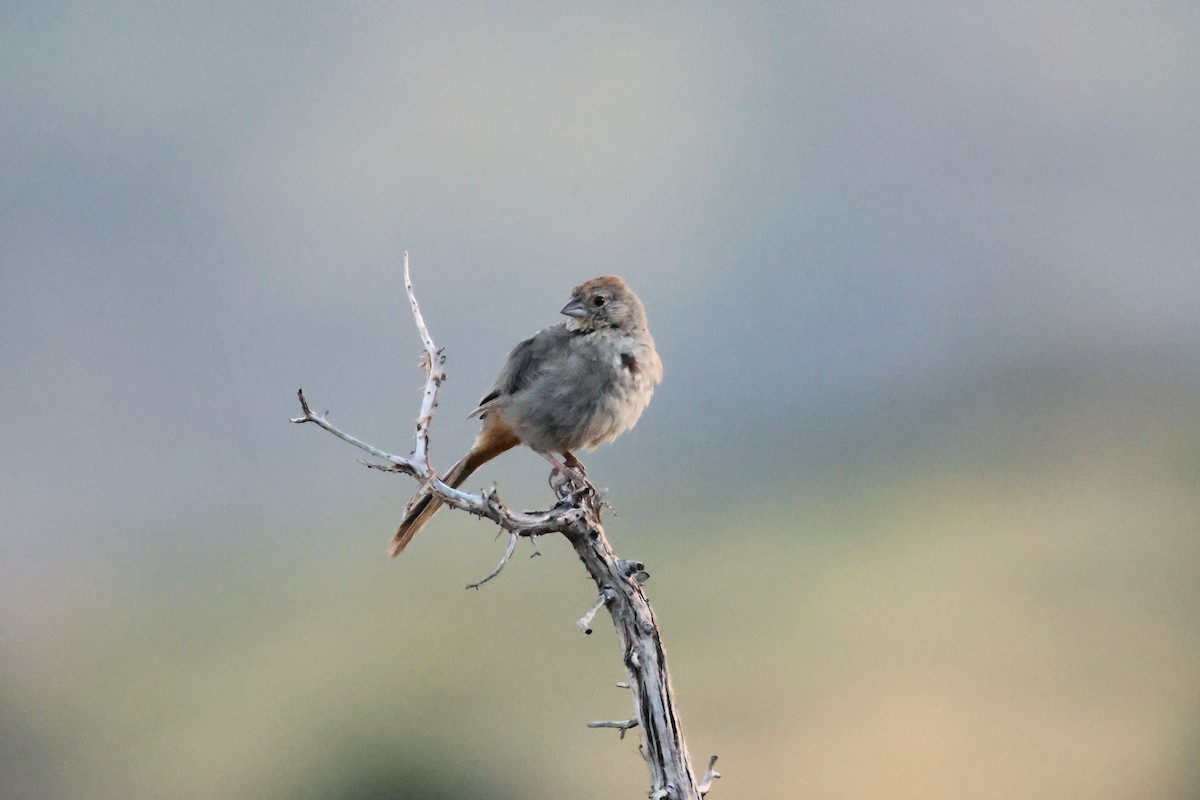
[{"x1": 389, "y1": 423, "x2": 519, "y2": 556}]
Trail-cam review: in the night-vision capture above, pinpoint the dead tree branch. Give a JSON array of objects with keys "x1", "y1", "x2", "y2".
[{"x1": 293, "y1": 252, "x2": 716, "y2": 799}]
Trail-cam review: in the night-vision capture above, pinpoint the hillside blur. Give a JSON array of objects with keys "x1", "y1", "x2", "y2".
[{"x1": 3, "y1": 3, "x2": 1199, "y2": 799}]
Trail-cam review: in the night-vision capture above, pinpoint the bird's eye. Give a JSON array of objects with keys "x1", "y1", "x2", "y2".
[{"x1": 593, "y1": 296, "x2": 606, "y2": 307}]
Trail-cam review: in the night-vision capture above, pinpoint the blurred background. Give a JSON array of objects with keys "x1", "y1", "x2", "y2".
[{"x1": 3, "y1": 2, "x2": 1199, "y2": 798}]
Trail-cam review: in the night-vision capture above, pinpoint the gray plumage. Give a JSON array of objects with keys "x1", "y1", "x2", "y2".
[
  {"x1": 469, "y1": 323, "x2": 661, "y2": 453},
  {"x1": 391, "y1": 275, "x2": 661, "y2": 556}
]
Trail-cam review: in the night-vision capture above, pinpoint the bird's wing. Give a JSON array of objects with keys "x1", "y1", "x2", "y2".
[{"x1": 467, "y1": 326, "x2": 567, "y2": 419}]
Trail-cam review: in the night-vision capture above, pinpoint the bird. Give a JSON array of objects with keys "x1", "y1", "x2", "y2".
[{"x1": 390, "y1": 275, "x2": 662, "y2": 556}]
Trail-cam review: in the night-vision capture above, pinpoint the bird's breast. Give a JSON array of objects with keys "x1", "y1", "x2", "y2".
[{"x1": 507, "y1": 329, "x2": 660, "y2": 453}]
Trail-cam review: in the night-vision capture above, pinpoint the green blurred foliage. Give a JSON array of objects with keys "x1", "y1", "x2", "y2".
[{"x1": 7, "y1": 367, "x2": 1199, "y2": 798}]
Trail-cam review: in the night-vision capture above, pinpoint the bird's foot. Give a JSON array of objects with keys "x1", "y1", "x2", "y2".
[{"x1": 543, "y1": 451, "x2": 595, "y2": 500}]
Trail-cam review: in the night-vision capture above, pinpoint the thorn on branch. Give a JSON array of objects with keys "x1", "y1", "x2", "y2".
[
  {"x1": 601, "y1": 493, "x2": 619, "y2": 516},
  {"x1": 698, "y1": 756, "x2": 721, "y2": 796},
  {"x1": 577, "y1": 587, "x2": 616, "y2": 634},
  {"x1": 484, "y1": 485, "x2": 507, "y2": 518},
  {"x1": 587, "y1": 718, "x2": 639, "y2": 739},
  {"x1": 359, "y1": 458, "x2": 411, "y2": 474},
  {"x1": 290, "y1": 388, "x2": 314, "y2": 422}
]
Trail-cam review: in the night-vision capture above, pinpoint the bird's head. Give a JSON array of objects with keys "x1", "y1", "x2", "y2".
[{"x1": 560, "y1": 275, "x2": 647, "y2": 333}]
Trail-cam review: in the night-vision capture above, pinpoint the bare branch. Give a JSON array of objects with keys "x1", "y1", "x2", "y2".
[
  {"x1": 292, "y1": 389, "x2": 419, "y2": 475},
  {"x1": 577, "y1": 587, "x2": 616, "y2": 634},
  {"x1": 587, "y1": 718, "x2": 639, "y2": 740},
  {"x1": 698, "y1": 756, "x2": 721, "y2": 796},
  {"x1": 466, "y1": 531, "x2": 519, "y2": 590},
  {"x1": 403, "y1": 251, "x2": 439, "y2": 370},
  {"x1": 293, "y1": 255, "x2": 715, "y2": 798},
  {"x1": 402, "y1": 251, "x2": 445, "y2": 469},
  {"x1": 359, "y1": 458, "x2": 407, "y2": 473}
]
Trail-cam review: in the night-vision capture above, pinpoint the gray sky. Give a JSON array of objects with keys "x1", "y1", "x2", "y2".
[{"x1": 3, "y1": 0, "x2": 1199, "y2": 592}]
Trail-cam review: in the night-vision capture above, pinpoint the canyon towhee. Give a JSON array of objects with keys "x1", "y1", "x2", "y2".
[{"x1": 391, "y1": 275, "x2": 662, "y2": 556}]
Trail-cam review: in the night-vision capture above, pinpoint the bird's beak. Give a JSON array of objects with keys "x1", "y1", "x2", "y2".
[{"x1": 560, "y1": 297, "x2": 588, "y2": 318}]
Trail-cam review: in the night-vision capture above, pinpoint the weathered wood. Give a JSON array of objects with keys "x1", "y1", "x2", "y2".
[{"x1": 564, "y1": 502, "x2": 702, "y2": 798}]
